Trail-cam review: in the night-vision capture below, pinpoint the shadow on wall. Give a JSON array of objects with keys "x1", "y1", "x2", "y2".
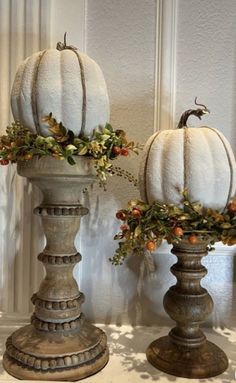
[
  {"x1": 77, "y1": 183, "x2": 174, "y2": 327},
  {"x1": 0, "y1": 165, "x2": 44, "y2": 316},
  {"x1": 123, "y1": 251, "x2": 174, "y2": 327},
  {"x1": 0, "y1": 166, "x2": 29, "y2": 314},
  {"x1": 232, "y1": 256, "x2": 236, "y2": 323},
  {"x1": 0, "y1": 166, "x2": 16, "y2": 313}
]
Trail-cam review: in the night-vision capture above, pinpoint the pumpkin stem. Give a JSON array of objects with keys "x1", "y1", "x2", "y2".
[
  {"x1": 64, "y1": 31, "x2": 67, "y2": 46},
  {"x1": 56, "y1": 32, "x2": 78, "y2": 51},
  {"x1": 177, "y1": 97, "x2": 210, "y2": 129}
]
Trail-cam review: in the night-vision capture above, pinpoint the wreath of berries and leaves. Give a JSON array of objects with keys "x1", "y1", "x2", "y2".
[
  {"x1": 110, "y1": 190, "x2": 236, "y2": 265},
  {"x1": 0, "y1": 115, "x2": 141, "y2": 187}
]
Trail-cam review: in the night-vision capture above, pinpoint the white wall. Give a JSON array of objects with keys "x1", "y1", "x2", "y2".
[
  {"x1": 175, "y1": 0, "x2": 236, "y2": 327},
  {"x1": 0, "y1": 0, "x2": 235, "y2": 327},
  {"x1": 79, "y1": 0, "x2": 157, "y2": 325},
  {"x1": 81, "y1": 0, "x2": 236, "y2": 327},
  {"x1": 175, "y1": 0, "x2": 236, "y2": 147}
]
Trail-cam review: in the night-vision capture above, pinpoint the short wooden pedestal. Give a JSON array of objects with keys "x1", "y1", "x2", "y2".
[
  {"x1": 146, "y1": 240, "x2": 228, "y2": 379},
  {"x1": 3, "y1": 157, "x2": 109, "y2": 381}
]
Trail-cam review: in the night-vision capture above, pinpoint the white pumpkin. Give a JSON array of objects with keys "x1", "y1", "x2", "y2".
[
  {"x1": 139, "y1": 103, "x2": 236, "y2": 210},
  {"x1": 11, "y1": 38, "x2": 109, "y2": 137}
]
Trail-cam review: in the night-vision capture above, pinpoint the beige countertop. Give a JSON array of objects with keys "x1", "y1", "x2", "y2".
[{"x1": 0, "y1": 324, "x2": 235, "y2": 383}]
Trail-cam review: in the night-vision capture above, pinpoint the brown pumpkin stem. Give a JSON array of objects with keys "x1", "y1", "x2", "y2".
[
  {"x1": 177, "y1": 97, "x2": 210, "y2": 129},
  {"x1": 56, "y1": 32, "x2": 78, "y2": 51}
]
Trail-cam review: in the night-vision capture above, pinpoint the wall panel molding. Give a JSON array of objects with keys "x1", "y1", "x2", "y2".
[
  {"x1": 0, "y1": 0, "x2": 52, "y2": 325},
  {"x1": 154, "y1": 0, "x2": 178, "y2": 132},
  {"x1": 0, "y1": 0, "x2": 87, "y2": 326}
]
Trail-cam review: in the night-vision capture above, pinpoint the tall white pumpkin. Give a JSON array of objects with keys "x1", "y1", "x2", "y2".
[
  {"x1": 139, "y1": 103, "x2": 236, "y2": 210},
  {"x1": 11, "y1": 38, "x2": 109, "y2": 137}
]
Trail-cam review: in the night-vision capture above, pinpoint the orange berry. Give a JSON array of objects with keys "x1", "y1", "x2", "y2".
[
  {"x1": 112, "y1": 146, "x2": 121, "y2": 155},
  {"x1": 227, "y1": 202, "x2": 236, "y2": 213},
  {"x1": 24, "y1": 153, "x2": 33, "y2": 160},
  {"x1": 188, "y1": 234, "x2": 198, "y2": 244},
  {"x1": 116, "y1": 211, "x2": 126, "y2": 221},
  {"x1": 146, "y1": 240, "x2": 156, "y2": 252},
  {"x1": 7, "y1": 153, "x2": 14, "y2": 160},
  {"x1": 227, "y1": 238, "x2": 236, "y2": 246},
  {"x1": 173, "y1": 227, "x2": 183, "y2": 237},
  {"x1": 120, "y1": 224, "x2": 128, "y2": 231},
  {"x1": 0, "y1": 159, "x2": 9, "y2": 165},
  {"x1": 52, "y1": 147, "x2": 60, "y2": 154},
  {"x1": 120, "y1": 148, "x2": 129, "y2": 156},
  {"x1": 132, "y1": 208, "x2": 141, "y2": 218}
]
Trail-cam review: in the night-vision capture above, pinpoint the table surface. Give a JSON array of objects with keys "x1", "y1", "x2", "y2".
[{"x1": 0, "y1": 324, "x2": 235, "y2": 383}]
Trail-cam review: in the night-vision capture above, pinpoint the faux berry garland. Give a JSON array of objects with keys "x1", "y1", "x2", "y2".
[
  {"x1": 110, "y1": 191, "x2": 236, "y2": 265},
  {"x1": 0, "y1": 114, "x2": 141, "y2": 187}
]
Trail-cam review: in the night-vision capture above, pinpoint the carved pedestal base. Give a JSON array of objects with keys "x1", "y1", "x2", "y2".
[
  {"x1": 4, "y1": 322, "x2": 108, "y2": 381},
  {"x1": 147, "y1": 337, "x2": 228, "y2": 379},
  {"x1": 146, "y1": 240, "x2": 228, "y2": 379},
  {"x1": 3, "y1": 157, "x2": 109, "y2": 381}
]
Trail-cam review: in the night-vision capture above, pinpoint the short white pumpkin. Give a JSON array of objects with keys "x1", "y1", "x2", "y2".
[
  {"x1": 11, "y1": 35, "x2": 109, "y2": 137},
  {"x1": 139, "y1": 102, "x2": 236, "y2": 210}
]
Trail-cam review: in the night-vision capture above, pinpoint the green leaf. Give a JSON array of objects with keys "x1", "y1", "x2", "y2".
[
  {"x1": 100, "y1": 134, "x2": 111, "y2": 141},
  {"x1": 67, "y1": 156, "x2": 76, "y2": 165},
  {"x1": 67, "y1": 130, "x2": 75, "y2": 142},
  {"x1": 134, "y1": 226, "x2": 142, "y2": 238},
  {"x1": 220, "y1": 223, "x2": 232, "y2": 229},
  {"x1": 35, "y1": 136, "x2": 45, "y2": 146},
  {"x1": 103, "y1": 128, "x2": 112, "y2": 135},
  {"x1": 45, "y1": 136, "x2": 56, "y2": 144},
  {"x1": 105, "y1": 123, "x2": 113, "y2": 132},
  {"x1": 78, "y1": 146, "x2": 88, "y2": 155},
  {"x1": 49, "y1": 124, "x2": 62, "y2": 135},
  {"x1": 73, "y1": 138, "x2": 83, "y2": 146},
  {"x1": 65, "y1": 144, "x2": 77, "y2": 152},
  {"x1": 59, "y1": 122, "x2": 67, "y2": 136}
]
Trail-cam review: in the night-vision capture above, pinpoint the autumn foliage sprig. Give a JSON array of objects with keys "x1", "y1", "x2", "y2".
[
  {"x1": 110, "y1": 192, "x2": 236, "y2": 265},
  {"x1": 0, "y1": 115, "x2": 141, "y2": 186}
]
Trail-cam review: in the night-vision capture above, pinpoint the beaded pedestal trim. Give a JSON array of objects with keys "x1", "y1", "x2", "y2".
[{"x1": 5, "y1": 333, "x2": 107, "y2": 371}]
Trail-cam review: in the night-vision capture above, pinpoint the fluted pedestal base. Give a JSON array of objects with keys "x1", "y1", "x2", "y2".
[
  {"x1": 3, "y1": 320, "x2": 108, "y2": 381},
  {"x1": 147, "y1": 336, "x2": 228, "y2": 379}
]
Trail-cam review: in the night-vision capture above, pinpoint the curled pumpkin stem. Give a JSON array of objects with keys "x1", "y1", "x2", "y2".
[
  {"x1": 177, "y1": 97, "x2": 210, "y2": 129},
  {"x1": 56, "y1": 32, "x2": 78, "y2": 51}
]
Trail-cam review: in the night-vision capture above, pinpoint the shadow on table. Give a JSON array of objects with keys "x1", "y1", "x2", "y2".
[{"x1": 105, "y1": 325, "x2": 236, "y2": 382}]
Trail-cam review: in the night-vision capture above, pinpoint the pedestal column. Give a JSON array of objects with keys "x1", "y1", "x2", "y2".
[
  {"x1": 3, "y1": 156, "x2": 109, "y2": 381},
  {"x1": 146, "y1": 240, "x2": 228, "y2": 379}
]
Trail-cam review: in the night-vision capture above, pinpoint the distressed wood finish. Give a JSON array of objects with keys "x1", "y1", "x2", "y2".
[
  {"x1": 146, "y1": 240, "x2": 228, "y2": 378},
  {"x1": 3, "y1": 156, "x2": 109, "y2": 381}
]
